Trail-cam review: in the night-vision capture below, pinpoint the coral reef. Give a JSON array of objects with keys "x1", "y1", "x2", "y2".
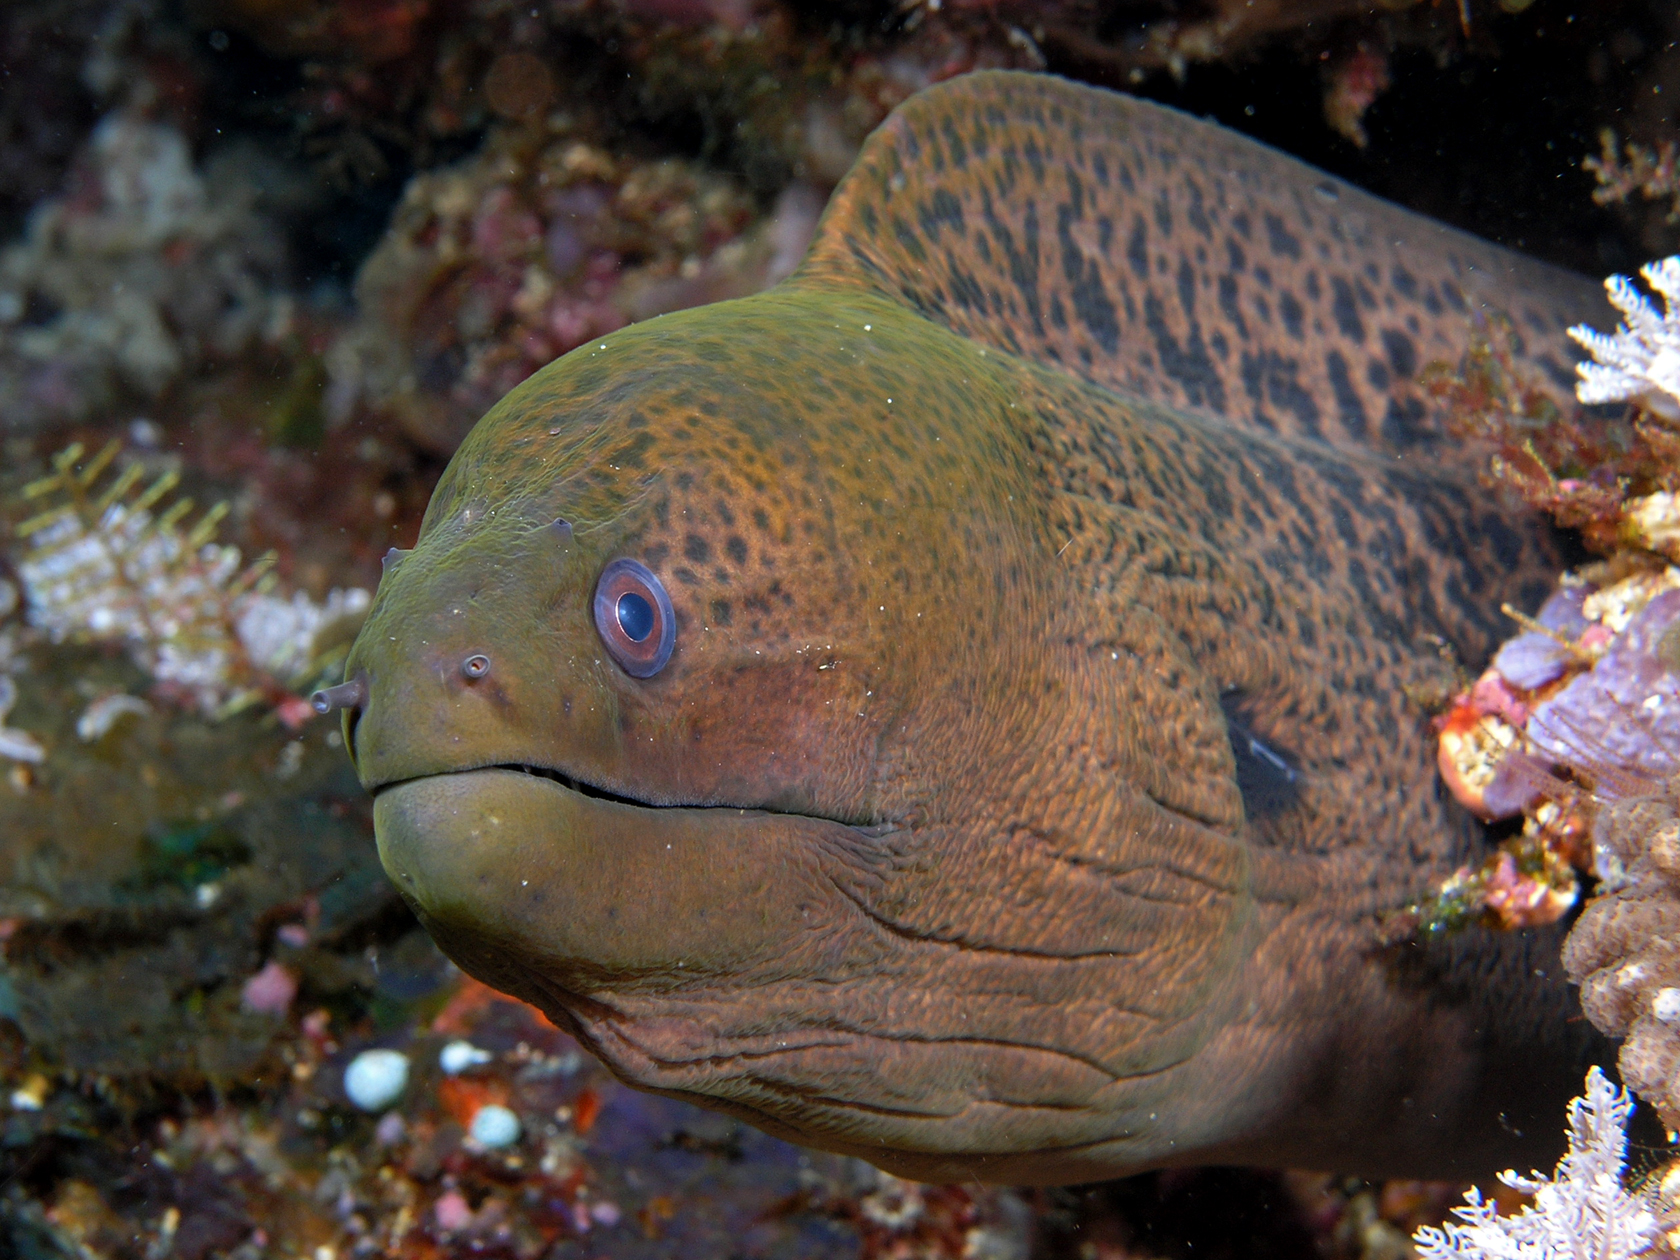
[
  {"x1": 324, "y1": 118, "x2": 812, "y2": 451},
  {"x1": 1412, "y1": 1068, "x2": 1660, "y2": 1260},
  {"x1": 1415, "y1": 298, "x2": 1680, "y2": 935},
  {"x1": 0, "y1": 110, "x2": 292, "y2": 430},
  {"x1": 1424, "y1": 254, "x2": 1680, "y2": 1145}
]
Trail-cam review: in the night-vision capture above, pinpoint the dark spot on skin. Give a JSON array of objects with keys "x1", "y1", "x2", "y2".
[
  {"x1": 1145, "y1": 293, "x2": 1224, "y2": 414},
  {"x1": 941, "y1": 117, "x2": 968, "y2": 168},
  {"x1": 709, "y1": 599, "x2": 733, "y2": 627},
  {"x1": 725, "y1": 535, "x2": 749, "y2": 565},
  {"x1": 611, "y1": 431, "x2": 654, "y2": 470},
  {"x1": 1325, "y1": 350, "x2": 1367, "y2": 440},
  {"x1": 684, "y1": 534, "x2": 712, "y2": 564},
  {"x1": 948, "y1": 258, "x2": 990, "y2": 314},
  {"x1": 1176, "y1": 257, "x2": 1196, "y2": 318},
  {"x1": 1382, "y1": 395, "x2": 1428, "y2": 446},
  {"x1": 1279, "y1": 292, "x2": 1304, "y2": 340},
  {"x1": 1059, "y1": 215, "x2": 1119, "y2": 354},
  {"x1": 920, "y1": 188, "x2": 965, "y2": 242},
  {"x1": 1263, "y1": 212, "x2": 1302, "y2": 259},
  {"x1": 1242, "y1": 350, "x2": 1319, "y2": 438},
  {"x1": 892, "y1": 216, "x2": 927, "y2": 264},
  {"x1": 1218, "y1": 274, "x2": 1248, "y2": 341},
  {"x1": 1380, "y1": 329, "x2": 1418, "y2": 379},
  {"x1": 1186, "y1": 180, "x2": 1211, "y2": 238},
  {"x1": 1330, "y1": 276, "x2": 1364, "y2": 343},
  {"x1": 1126, "y1": 214, "x2": 1148, "y2": 278}
]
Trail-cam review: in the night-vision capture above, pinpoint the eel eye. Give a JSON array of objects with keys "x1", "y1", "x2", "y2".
[{"x1": 593, "y1": 558, "x2": 675, "y2": 678}]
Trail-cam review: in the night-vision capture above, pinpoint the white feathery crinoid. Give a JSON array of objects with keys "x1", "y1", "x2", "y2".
[
  {"x1": 1412, "y1": 1067, "x2": 1658, "y2": 1260},
  {"x1": 1569, "y1": 256, "x2": 1680, "y2": 420}
]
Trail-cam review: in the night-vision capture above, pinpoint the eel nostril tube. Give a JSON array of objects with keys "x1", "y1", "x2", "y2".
[{"x1": 311, "y1": 673, "x2": 369, "y2": 716}]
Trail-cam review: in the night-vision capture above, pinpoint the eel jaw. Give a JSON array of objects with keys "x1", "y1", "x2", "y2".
[
  {"x1": 372, "y1": 767, "x2": 834, "y2": 985},
  {"x1": 372, "y1": 768, "x2": 1008, "y2": 1163},
  {"x1": 373, "y1": 769, "x2": 1246, "y2": 1185}
]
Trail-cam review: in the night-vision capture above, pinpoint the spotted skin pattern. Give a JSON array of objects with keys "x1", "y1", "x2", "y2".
[
  {"x1": 345, "y1": 73, "x2": 1614, "y2": 1186},
  {"x1": 804, "y1": 72, "x2": 1600, "y2": 451}
]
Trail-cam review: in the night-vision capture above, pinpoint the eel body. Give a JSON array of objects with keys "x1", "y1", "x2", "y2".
[{"x1": 341, "y1": 71, "x2": 1616, "y2": 1185}]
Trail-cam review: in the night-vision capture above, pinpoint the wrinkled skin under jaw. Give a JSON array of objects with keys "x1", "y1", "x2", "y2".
[{"x1": 371, "y1": 767, "x2": 1258, "y2": 1185}]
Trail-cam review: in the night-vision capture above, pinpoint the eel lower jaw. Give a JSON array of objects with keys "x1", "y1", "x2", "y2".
[{"x1": 370, "y1": 765, "x2": 889, "y2": 987}]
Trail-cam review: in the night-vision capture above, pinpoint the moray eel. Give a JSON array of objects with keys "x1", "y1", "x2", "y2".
[{"x1": 336, "y1": 72, "x2": 1616, "y2": 1185}]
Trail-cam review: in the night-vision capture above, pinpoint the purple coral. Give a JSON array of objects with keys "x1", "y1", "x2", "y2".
[{"x1": 1528, "y1": 588, "x2": 1680, "y2": 781}]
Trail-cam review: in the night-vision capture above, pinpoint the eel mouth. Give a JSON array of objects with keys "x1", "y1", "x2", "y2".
[
  {"x1": 371, "y1": 760, "x2": 671, "y2": 812},
  {"x1": 371, "y1": 759, "x2": 884, "y2": 833},
  {"x1": 475, "y1": 761, "x2": 655, "y2": 811}
]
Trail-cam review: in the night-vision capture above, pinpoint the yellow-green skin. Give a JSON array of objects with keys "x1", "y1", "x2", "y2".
[{"x1": 346, "y1": 73, "x2": 1612, "y2": 1185}]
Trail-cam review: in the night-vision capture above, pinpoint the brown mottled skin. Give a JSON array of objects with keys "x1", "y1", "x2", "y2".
[{"x1": 343, "y1": 73, "x2": 1615, "y2": 1185}]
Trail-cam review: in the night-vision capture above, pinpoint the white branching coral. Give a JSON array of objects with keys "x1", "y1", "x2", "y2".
[
  {"x1": 13, "y1": 440, "x2": 368, "y2": 717},
  {"x1": 1569, "y1": 256, "x2": 1680, "y2": 420},
  {"x1": 1412, "y1": 1067, "x2": 1658, "y2": 1260}
]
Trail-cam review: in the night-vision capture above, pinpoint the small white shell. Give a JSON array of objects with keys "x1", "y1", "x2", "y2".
[
  {"x1": 439, "y1": 1040, "x2": 493, "y2": 1075},
  {"x1": 469, "y1": 1104, "x2": 521, "y2": 1149},
  {"x1": 344, "y1": 1049, "x2": 410, "y2": 1111}
]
